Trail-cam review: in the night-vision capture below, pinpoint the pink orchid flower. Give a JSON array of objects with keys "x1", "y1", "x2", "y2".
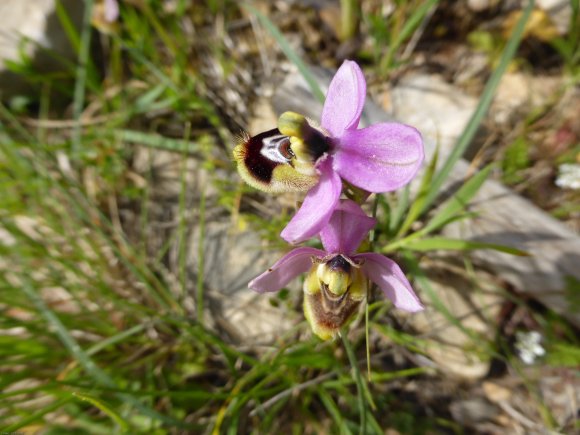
[
  {"x1": 279, "y1": 60, "x2": 424, "y2": 244},
  {"x1": 249, "y1": 200, "x2": 423, "y2": 340}
]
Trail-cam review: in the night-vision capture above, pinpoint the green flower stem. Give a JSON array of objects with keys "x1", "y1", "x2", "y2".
[{"x1": 340, "y1": 0, "x2": 360, "y2": 42}]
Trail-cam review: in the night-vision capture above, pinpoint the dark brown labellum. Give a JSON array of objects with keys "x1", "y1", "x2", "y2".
[{"x1": 241, "y1": 128, "x2": 289, "y2": 184}]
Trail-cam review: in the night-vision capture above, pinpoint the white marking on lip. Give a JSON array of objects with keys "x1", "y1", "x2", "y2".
[{"x1": 260, "y1": 134, "x2": 292, "y2": 164}]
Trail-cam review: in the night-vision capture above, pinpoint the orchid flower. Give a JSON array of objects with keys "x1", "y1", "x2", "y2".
[
  {"x1": 249, "y1": 200, "x2": 423, "y2": 340},
  {"x1": 233, "y1": 60, "x2": 424, "y2": 244}
]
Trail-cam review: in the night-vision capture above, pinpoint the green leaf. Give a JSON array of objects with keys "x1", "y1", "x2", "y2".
[
  {"x1": 421, "y1": 0, "x2": 536, "y2": 213},
  {"x1": 71, "y1": 0, "x2": 96, "y2": 155},
  {"x1": 382, "y1": 166, "x2": 491, "y2": 254},
  {"x1": 380, "y1": 0, "x2": 439, "y2": 74},
  {"x1": 388, "y1": 186, "x2": 410, "y2": 233},
  {"x1": 116, "y1": 129, "x2": 201, "y2": 153},
  {"x1": 318, "y1": 388, "x2": 354, "y2": 435},
  {"x1": 502, "y1": 137, "x2": 530, "y2": 184},
  {"x1": 19, "y1": 276, "x2": 190, "y2": 429},
  {"x1": 397, "y1": 146, "x2": 439, "y2": 237},
  {"x1": 72, "y1": 392, "x2": 130, "y2": 432},
  {"x1": 422, "y1": 165, "x2": 492, "y2": 235},
  {"x1": 403, "y1": 237, "x2": 529, "y2": 256},
  {"x1": 546, "y1": 342, "x2": 580, "y2": 367}
]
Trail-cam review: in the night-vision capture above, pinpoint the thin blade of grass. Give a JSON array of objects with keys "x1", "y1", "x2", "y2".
[
  {"x1": 422, "y1": 0, "x2": 535, "y2": 213},
  {"x1": 55, "y1": 0, "x2": 99, "y2": 90},
  {"x1": 370, "y1": 367, "x2": 428, "y2": 382},
  {"x1": 55, "y1": 0, "x2": 81, "y2": 52},
  {"x1": 72, "y1": 392, "x2": 129, "y2": 432},
  {"x1": 388, "y1": 185, "x2": 409, "y2": 233},
  {"x1": 2, "y1": 397, "x2": 72, "y2": 432},
  {"x1": 19, "y1": 276, "x2": 190, "y2": 429},
  {"x1": 245, "y1": 3, "x2": 325, "y2": 103},
  {"x1": 380, "y1": 0, "x2": 439, "y2": 73},
  {"x1": 396, "y1": 146, "x2": 439, "y2": 237},
  {"x1": 318, "y1": 387, "x2": 354, "y2": 435},
  {"x1": 403, "y1": 236, "x2": 529, "y2": 256},
  {"x1": 422, "y1": 164, "x2": 492, "y2": 235},
  {"x1": 85, "y1": 323, "x2": 150, "y2": 357},
  {"x1": 196, "y1": 182, "x2": 207, "y2": 324},
  {"x1": 116, "y1": 129, "x2": 201, "y2": 153},
  {"x1": 381, "y1": 162, "x2": 491, "y2": 254},
  {"x1": 72, "y1": 0, "x2": 94, "y2": 155}
]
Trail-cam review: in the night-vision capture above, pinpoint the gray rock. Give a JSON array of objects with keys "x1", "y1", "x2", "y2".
[{"x1": 0, "y1": 0, "x2": 84, "y2": 99}]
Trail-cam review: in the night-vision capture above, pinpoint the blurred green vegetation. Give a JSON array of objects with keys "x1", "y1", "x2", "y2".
[{"x1": 0, "y1": 0, "x2": 578, "y2": 433}]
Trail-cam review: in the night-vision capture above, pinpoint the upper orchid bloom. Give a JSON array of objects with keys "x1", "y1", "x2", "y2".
[
  {"x1": 249, "y1": 200, "x2": 423, "y2": 340},
  {"x1": 233, "y1": 61, "x2": 424, "y2": 244}
]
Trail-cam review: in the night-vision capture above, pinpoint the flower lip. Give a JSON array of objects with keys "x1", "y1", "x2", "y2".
[
  {"x1": 233, "y1": 129, "x2": 319, "y2": 193},
  {"x1": 235, "y1": 128, "x2": 285, "y2": 184},
  {"x1": 261, "y1": 134, "x2": 295, "y2": 163},
  {"x1": 321, "y1": 282, "x2": 349, "y2": 304}
]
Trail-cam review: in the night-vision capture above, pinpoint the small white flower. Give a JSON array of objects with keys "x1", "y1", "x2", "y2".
[
  {"x1": 104, "y1": 0, "x2": 119, "y2": 23},
  {"x1": 515, "y1": 331, "x2": 545, "y2": 365},
  {"x1": 555, "y1": 163, "x2": 580, "y2": 190}
]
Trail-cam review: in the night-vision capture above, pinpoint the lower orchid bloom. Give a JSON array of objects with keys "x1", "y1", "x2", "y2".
[
  {"x1": 249, "y1": 200, "x2": 423, "y2": 340},
  {"x1": 233, "y1": 60, "x2": 424, "y2": 244}
]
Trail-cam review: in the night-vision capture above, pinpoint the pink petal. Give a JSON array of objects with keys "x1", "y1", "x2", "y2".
[
  {"x1": 355, "y1": 253, "x2": 423, "y2": 312},
  {"x1": 334, "y1": 123, "x2": 424, "y2": 193},
  {"x1": 249, "y1": 247, "x2": 325, "y2": 293},
  {"x1": 321, "y1": 60, "x2": 366, "y2": 137},
  {"x1": 104, "y1": 0, "x2": 120, "y2": 23},
  {"x1": 320, "y1": 200, "x2": 376, "y2": 255},
  {"x1": 281, "y1": 157, "x2": 341, "y2": 244}
]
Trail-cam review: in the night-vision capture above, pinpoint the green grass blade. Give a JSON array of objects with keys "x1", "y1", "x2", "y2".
[
  {"x1": 388, "y1": 185, "x2": 409, "y2": 233},
  {"x1": 72, "y1": 392, "x2": 130, "y2": 432},
  {"x1": 72, "y1": 0, "x2": 95, "y2": 155},
  {"x1": 396, "y1": 146, "x2": 439, "y2": 237},
  {"x1": 422, "y1": 164, "x2": 492, "y2": 234},
  {"x1": 19, "y1": 276, "x2": 190, "y2": 429},
  {"x1": 55, "y1": 0, "x2": 81, "y2": 53},
  {"x1": 403, "y1": 237, "x2": 529, "y2": 256},
  {"x1": 340, "y1": 0, "x2": 360, "y2": 41},
  {"x1": 85, "y1": 323, "x2": 149, "y2": 357},
  {"x1": 196, "y1": 183, "x2": 207, "y2": 324},
  {"x1": 20, "y1": 277, "x2": 111, "y2": 387},
  {"x1": 116, "y1": 129, "x2": 201, "y2": 153},
  {"x1": 380, "y1": 0, "x2": 438, "y2": 73},
  {"x1": 422, "y1": 0, "x2": 535, "y2": 213},
  {"x1": 318, "y1": 388, "x2": 354, "y2": 435},
  {"x1": 245, "y1": 3, "x2": 325, "y2": 103},
  {"x1": 382, "y1": 166, "x2": 491, "y2": 253},
  {"x1": 2, "y1": 397, "x2": 72, "y2": 432}
]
